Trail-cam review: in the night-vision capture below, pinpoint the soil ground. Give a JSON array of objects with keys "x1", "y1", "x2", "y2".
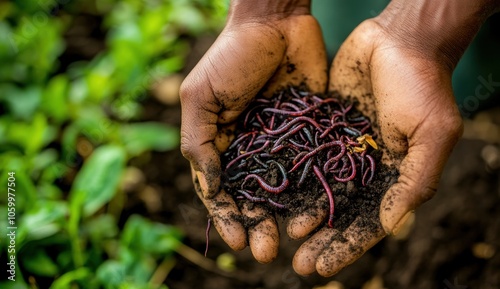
[{"x1": 141, "y1": 97, "x2": 500, "y2": 289}]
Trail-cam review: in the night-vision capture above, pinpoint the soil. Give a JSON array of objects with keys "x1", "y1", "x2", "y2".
[{"x1": 144, "y1": 99, "x2": 500, "y2": 289}]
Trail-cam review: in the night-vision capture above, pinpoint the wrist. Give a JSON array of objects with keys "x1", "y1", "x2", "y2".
[
  {"x1": 375, "y1": 0, "x2": 500, "y2": 69},
  {"x1": 227, "y1": 0, "x2": 311, "y2": 24}
]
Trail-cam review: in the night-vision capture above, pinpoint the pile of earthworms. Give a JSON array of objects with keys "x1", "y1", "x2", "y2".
[{"x1": 221, "y1": 88, "x2": 378, "y2": 228}]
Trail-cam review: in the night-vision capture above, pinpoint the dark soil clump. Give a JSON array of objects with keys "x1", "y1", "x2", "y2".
[{"x1": 220, "y1": 87, "x2": 399, "y2": 234}]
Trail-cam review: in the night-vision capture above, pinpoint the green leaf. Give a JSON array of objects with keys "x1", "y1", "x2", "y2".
[
  {"x1": 0, "y1": 281, "x2": 29, "y2": 289},
  {"x1": 49, "y1": 267, "x2": 92, "y2": 289},
  {"x1": 0, "y1": 85, "x2": 41, "y2": 120},
  {"x1": 42, "y1": 75, "x2": 69, "y2": 122},
  {"x1": 96, "y1": 260, "x2": 127, "y2": 288},
  {"x1": 18, "y1": 200, "x2": 67, "y2": 244},
  {"x1": 69, "y1": 145, "x2": 126, "y2": 217},
  {"x1": 121, "y1": 215, "x2": 182, "y2": 255},
  {"x1": 22, "y1": 249, "x2": 59, "y2": 277},
  {"x1": 120, "y1": 122, "x2": 179, "y2": 156},
  {"x1": 85, "y1": 214, "x2": 119, "y2": 242}
]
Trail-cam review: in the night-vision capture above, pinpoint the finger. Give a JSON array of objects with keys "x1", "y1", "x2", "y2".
[
  {"x1": 241, "y1": 203, "x2": 279, "y2": 264},
  {"x1": 264, "y1": 15, "x2": 328, "y2": 96},
  {"x1": 315, "y1": 216, "x2": 385, "y2": 277},
  {"x1": 192, "y1": 167, "x2": 247, "y2": 251},
  {"x1": 292, "y1": 227, "x2": 338, "y2": 276},
  {"x1": 287, "y1": 193, "x2": 328, "y2": 240}
]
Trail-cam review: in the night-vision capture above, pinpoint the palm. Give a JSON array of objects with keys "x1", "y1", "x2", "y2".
[
  {"x1": 293, "y1": 20, "x2": 463, "y2": 276},
  {"x1": 180, "y1": 14, "x2": 328, "y2": 263}
]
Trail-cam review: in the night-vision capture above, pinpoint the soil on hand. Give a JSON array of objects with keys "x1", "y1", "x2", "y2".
[{"x1": 220, "y1": 87, "x2": 399, "y2": 235}]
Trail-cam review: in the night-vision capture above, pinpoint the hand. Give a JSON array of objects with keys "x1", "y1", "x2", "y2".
[
  {"x1": 291, "y1": 2, "x2": 484, "y2": 275},
  {"x1": 180, "y1": 0, "x2": 327, "y2": 263}
]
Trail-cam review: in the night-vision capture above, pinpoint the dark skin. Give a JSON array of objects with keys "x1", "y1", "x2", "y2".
[{"x1": 181, "y1": 0, "x2": 500, "y2": 275}]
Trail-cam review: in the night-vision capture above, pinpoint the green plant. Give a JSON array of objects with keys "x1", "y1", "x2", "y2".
[{"x1": 0, "y1": 0, "x2": 227, "y2": 288}]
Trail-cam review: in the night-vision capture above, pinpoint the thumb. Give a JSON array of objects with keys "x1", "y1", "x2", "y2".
[{"x1": 380, "y1": 114, "x2": 463, "y2": 234}]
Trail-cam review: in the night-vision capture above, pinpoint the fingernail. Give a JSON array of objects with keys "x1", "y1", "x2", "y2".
[
  {"x1": 196, "y1": 171, "x2": 209, "y2": 198},
  {"x1": 391, "y1": 211, "x2": 414, "y2": 236}
]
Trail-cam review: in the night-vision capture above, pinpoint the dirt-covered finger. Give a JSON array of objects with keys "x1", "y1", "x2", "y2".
[
  {"x1": 192, "y1": 168, "x2": 247, "y2": 251},
  {"x1": 287, "y1": 193, "x2": 328, "y2": 239},
  {"x1": 292, "y1": 227, "x2": 338, "y2": 276},
  {"x1": 315, "y1": 216, "x2": 385, "y2": 277},
  {"x1": 241, "y1": 203, "x2": 279, "y2": 264}
]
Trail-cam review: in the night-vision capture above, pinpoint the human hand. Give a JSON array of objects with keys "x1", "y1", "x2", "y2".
[
  {"x1": 292, "y1": 0, "x2": 500, "y2": 276},
  {"x1": 180, "y1": 0, "x2": 327, "y2": 263}
]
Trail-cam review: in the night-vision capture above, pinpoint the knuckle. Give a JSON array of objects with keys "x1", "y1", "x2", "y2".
[
  {"x1": 179, "y1": 76, "x2": 196, "y2": 104},
  {"x1": 180, "y1": 131, "x2": 195, "y2": 161}
]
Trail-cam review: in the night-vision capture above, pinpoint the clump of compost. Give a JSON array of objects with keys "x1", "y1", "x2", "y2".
[{"x1": 221, "y1": 87, "x2": 398, "y2": 232}]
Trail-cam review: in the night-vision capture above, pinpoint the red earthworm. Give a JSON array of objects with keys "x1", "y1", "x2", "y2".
[
  {"x1": 267, "y1": 198, "x2": 286, "y2": 209},
  {"x1": 301, "y1": 127, "x2": 315, "y2": 144},
  {"x1": 245, "y1": 132, "x2": 258, "y2": 152},
  {"x1": 334, "y1": 153, "x2": 357, "y2": 182},
  {"x1": 227, "y1": 171, "x2": 247, "y2": 181},
  {"x1": 360, "y1": 124, "x2": 372, "y2": 134},
  {"x1": 270, "y1": 144, "x2": 286, "y2": 153},
  {"x1": 318, "y1": 98, "x2": 340, "y2": 105},
  {"x1": 225, "y1": 140, "x2": 270, "y2": 169},
  {"x1": 298, "y1": 158, "x2": 313, "y2": 186},
  {"x1": 311, "y1": 95, "x2": 324, "y2": 103},
  {"x1": 252, "y1": 155, "x2": 269, "y2": 168},
  {"x1": 238, "y1": 189, "x2": 267, "y2": 202},
  {"x1": 362, "y1": 154, "x2": 376, "y2": 186},
  {"x1": 323, "y1": 155, "x2": 342, "y2": 173},
  {"x1": 290, "y1": 141, "x2": 345, "y2": 172},
  {"x1": 342, "y1": 103, "x2": 353, "y2": 114},
  {"x1": 290, "y1": 98, "x2": 310, "y2": 108},
  {"x1": 228, "y1": 131, "x2": 256, "y2": 150},
  {"x1": 205, "y1": 218, "x2": 211, "y2": 256},
  {"x1": 288, "y1": 139, "x2": 312, "y2": 151},
  {"x1": 263, "y1": 105, "x2": 316, "y2": 116},
  {"x1": 263, "y1": 116, "x2": 321, "y2": 135},
  {"x1": 280, "y1": 102, "x2": 302, "y2": 111},
  {"x1": 271, "y1": 123, "x2": 306, "y2": 152},
  {"x1": 320, "y1": 122, "x2": 348, "y2": 138},
  {"x1": 313, "y1": 165, "x2": 335, "y2": 228},
  {"x1": 254, "y1": 98, "x2": 272, "y2": 104},
  {"x1": 290, "y1": 87, "x2": 302, "y2": 99},
  {"x1": 269, "y1": 98, "x2": 282, "y2": 129},
  {"x1": 348, "y1": 116, "x2": 367, "y2": 122},
  {"x1": 228, "y1": 168, "x2": 267, "y2": 181},
  {"x1": 350, "y1": 119, "x2": 370, "y2": 127},
  {"x1": 293, "y1": 151, "x2": 309, "y2": 165},
  {"x1": 243, "y1": 105, "x2": 266, "y2": 128},
  {"x1": 319, "y1": 119, "x2": 331, "y2": 126},
  {"x1": 340, "y1": 135, "x2": 359, "y2": 146},
  {"x1": 314, "y1": 131, "x2": 320, "y2": 147},
  {"x1": 259, "y1": 153, "x2": 272, "y2": 159},
  {"x1": 244, "y1": 161, "x2": 289, "y2": 194},
  {"x1": 256, "y1": 113, "x2": 267, "y2": 129},
  {"x1": 343, "y1": 127, "x2": 362, "y2": 137}
]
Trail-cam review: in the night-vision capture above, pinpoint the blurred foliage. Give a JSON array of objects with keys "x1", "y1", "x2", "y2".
[{"x1": 0, "y1": 0, "x2": 226, "y2": 288}]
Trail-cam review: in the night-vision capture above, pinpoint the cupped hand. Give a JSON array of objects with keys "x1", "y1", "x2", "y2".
[
  {"x1": 292, "y1": 18, "x2": 464, "y2": 276},
  {"x1": 180, "y1": 1, "x2": 327, "y2": 263}
]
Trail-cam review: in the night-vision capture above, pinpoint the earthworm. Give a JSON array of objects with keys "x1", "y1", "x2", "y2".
[{"x1": 313, "y1": 165, "x2": 335, "y2": 228}]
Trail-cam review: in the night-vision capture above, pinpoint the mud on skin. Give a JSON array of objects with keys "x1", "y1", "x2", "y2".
[{"x1": 220, "y1": 87, "x2": 399, "y2": 236}]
